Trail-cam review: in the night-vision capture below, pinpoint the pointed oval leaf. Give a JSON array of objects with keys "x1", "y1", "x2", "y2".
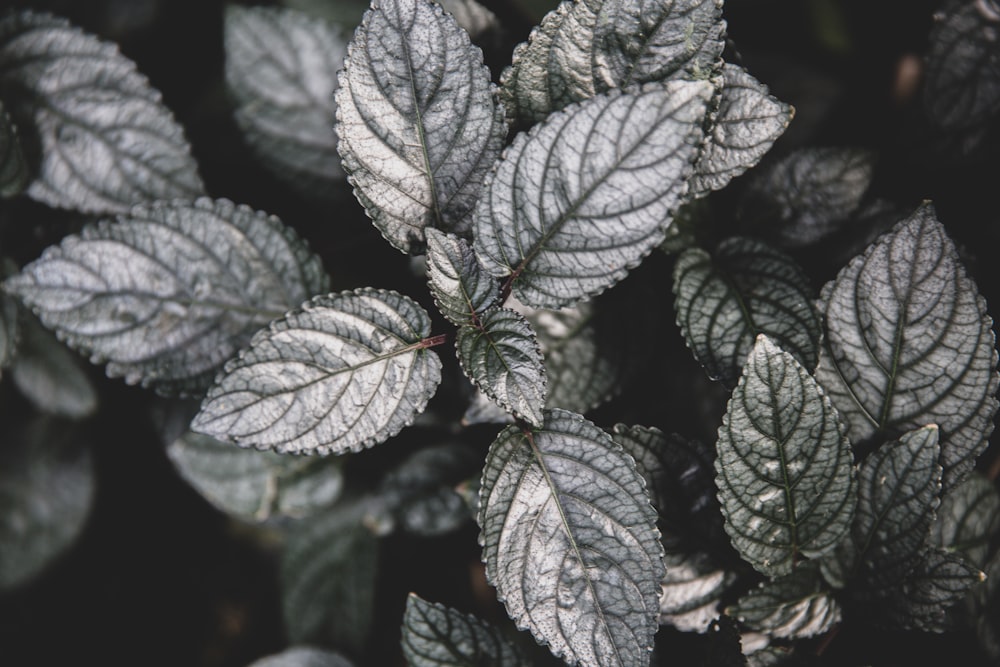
[
  {"x1": 500, "y1": 0, "x2": 725, "y2": 126},
  {"x1": 335, "y1": 0, "x2": 506, "y2": 253},
  {"x1": 0, "y1": 419, "x2": 95, "y2": 591},
  {"x1": 689, "y1": 64, "x2": 793, "y2": 197},
  {"x1": 816, "y1": 203, "x2": 999, "y2": 492},
  {"x1": 193, "y1": 288, "x2": 442, "y2": 455},
  {"x1": 10, "y1": 315, "x2": 97, "y2": 419},
  {"x1": 402, "y1": 593, "x2": 531, "y2": 667},
  {"x1": 456, "y1": 307, "x2": 546, "y2": 427},
  {"x1": 716, "y1": 335, "x2": 856, "y2": 577},
  {"x1": 425, "y1": 228, "x2": 498, "y2": 325},
  {"x1": 0, "y1": 102, "x2": 28, "y2": 198},
  {"x1": 0, "y1": 11, "x2": 204, "y2": 213},
  {"x1": 281, "y1": 501, "x2": 378, "y2": 652},
  {"x1": 475, "y1": 81, "x2": 713, "y2": 308},
  {"x1": 673, "y1": 236, "x2": 821, "y2": 388},
  {"x1": 931, "y1": 472, "x2": 1000, "y2": 568},
  {"x1": 730, "y1": 564, "x2": 840, "y2": 639},
  {"x1": 225, "y1": 6, "x2": 348, "y2": 198},
  {"x1": 249, "y1": 647, "x2": 355, "y2": 667},
  {"x1": 877, "y1": 548, "x2": 986, "y2": 632},
  {"x1": 166, "y1": 431, "x2": 343, "y2": 522},
  {"x1": 478, "y1": 409, "x2": 664, "y2": 667},
  {"x1": 5, "y1": 198, "x2": 329, "y2": 396}
]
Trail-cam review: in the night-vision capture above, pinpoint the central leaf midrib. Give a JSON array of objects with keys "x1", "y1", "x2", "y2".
[{"x1": 401, "y1": 34, "x2": 443, "y2": 229}]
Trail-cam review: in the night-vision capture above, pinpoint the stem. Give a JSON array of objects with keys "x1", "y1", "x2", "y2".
[{"x1": 417, "y1": 332, "x2": 452, "y2": 349}]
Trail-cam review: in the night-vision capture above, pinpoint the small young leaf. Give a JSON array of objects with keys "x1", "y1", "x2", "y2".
[
  {"x1": 931, "y1": 472, "x2": 1000, "y2": 568},
  {"x1": 716, "y1": 335, "x2": 856, "y2": 577},
  {"x1": 281, "y1": 502, "x2": 377, "y2": 653},
  {"x1": 224, "y1": 6, "x2": 348, "y2": 198},
  {"x1": 0, "y1": 102, "x2": 28, "y2": 198},
  {"x1": 193, "y1": 288, "x2": 443, "y2": 455},
  {"x1": 500, "y1": 0, "x2": 725, "y2": 126},
  {"x1": 475, "y1": 80, "x2": 713, "y2": 308},
  {"x1": 673, "y1": 236, "x2": 821, "y2": 388},
  {"x1": 402, "y1": 593, "x2": 531, "y2": 667},
  {"x1": 166, "y1": 431, "x2": 343, "y2": 522},
  {"x1": 10, "y1": 316, "x2": 97, "y2": 419},
  {"x1": 0, "y1": 419, "x2": 95, "y2": 591},
  {"x1": 425, "y1": 228, "x2": 498, "y2": 326},
  {"x1": 816, "y1": 203, "x2": 999, "y2": 492},
  {"x1": 729, "y1": 564, "x2": 840, "y2": 639},
  {"x1": 5, "y1": 198, "x2": 329, "y2": 396},
  {"x1": 335, "y1": 0, "x2": 506, "y2": 253},
  {"x1": 249, "y1": 647, "x2": 355, "y2": 667},
  {"x1": 876, "y1": 548, "x2": 985, "y2": 632},
  {"x1": 689, "y1": 64, "x2": 793, "y2": 197},
  {"x1": 478, "y1": 409, "x2": 664, "y2": 667},
  {"x1": 456, "y1": 307, "x2": 546, "y2": 427},
  {"x1": 0, "y1": 11, "x2": 204, "y2": 213}
]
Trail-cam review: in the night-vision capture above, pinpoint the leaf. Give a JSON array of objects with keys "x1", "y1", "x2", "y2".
[
  {"x1": 0, "y1": 259, "x2": 20, "y2": 374},
  {"x1": 224, "y1": 6, "x2": 348, "y2": 198},
  {"x1": 474, "y1": 80, "x2": 713, "y2": 308},
  {"x1": 738, "y1": 147, "x2": 876, "y2": 249},
  {"x1": 931, "y1": 472, "x2": 1000, "y2": 569},
  {"x1": 500, "y1": 0, "x2": 725, "y2": 126},
  {"x1": 815, "y1": 203, "x2": 999, "y2": 492},
  {"x1": 249, "y1": 647, "x2": 355, "y2": 667},
  {"x1": 401, "y1": 593, "x2": 531, "y2": 667},
  {"x1": 425, "y1": 228, "x2": 498, "y2": 326},
  {"x1": 11, "y1": 315, "x2": 97, "y2": 419},
  {"x1": 166, "y1": 431, "x2": 344, "y2": 522},
  {"x1": 658, "y1": 553, "x2": 733, "y2": 632},
  {"x1": 462, "y1": 388, "x2": 514, "y2": 426},
  {"x1": 434, "y1": 0, "x2": 499, "y2": 40},
  {"x1": 334, "y1": 0, "x2": 506, "y2": 253},
  {"x1": 478, "y1": 409, "x2": 664, "y2": 667},
  {"x1": 876, "y1": 548, "x2": 985, "y2": 632},
  {"x1": 0, "y1": 419, "x2": 95, "y2": 590},
  {"x1": 688, "y1": 64, "x2": 793, "y2": 198},
  {"x1": 0, "y1": 101, "x2": 28, "y2": 197},
  {"x1": 456, "y1": 307, "x2": 546, "y2": 427},
  {"x1": 281, "y1": 501, "x2": 378, "y2": 653},
  {"x1": 828, "y1": 426, "x2": 942, "y2": 594},
  {"x1": 716, "y1": 335, "x2": 856, "y2": 577},
  {"x1": 5, "y1": 198, "x2": 329, "y2": 396},
  {"x1": 672, "y1": 236, "x2": 821, "y2": 388},
  {"x1": 0, "y1": 11, "x2": 204, "y2": 213},
  {"x1": 729, "y1": 564, "x2": 840, "y2": 639},
  {"x1": 192, "y1": 288, "x2": 443, "y2": 455}
]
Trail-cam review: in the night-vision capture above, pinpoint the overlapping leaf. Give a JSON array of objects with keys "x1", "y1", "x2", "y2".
[
  {"x1": 716, "y1": 335, "x2": 856, "y2": 577},
  {"x1": 500, "y1": 0, "x2": 725, "y2": 126},
  {"x1": 166, "y1": 431, "x2": 344, "y2": 522},
  {"x1": 5, "y1": 198, "x2": 328, "y2": 396},
  {"x1": 689, "y1": 64, "x2": 793, "y2": 197},
  {"x1": 224, "y1": 6, "x2": 348, "y2": 197},
  {"x1": 335, "y1": 0, "x2": 505, "y2": 253},
  {"x1": 479, "y1": 409, "x2": 664, "y2": 667},
  {"x1": 475, "y1": 80, "x2": 712, "y2": 308},
  {"x1": 816, "y1": 203, "x2": 999, "y2": 492},
  {"x1": 931, "y1": 472, "x2": 1000, "y2": 568},
  {"x1": 425, "y1": 228, "x2": 498, "y2": 326},
  {"x1": 10, "y1": 316, "x2": 97, "y2": 419},
  {"x1": 0, "y1": 11, "x2": 204, "y2": 213},
  {"x1": 193, "y1": 288, "x2": 442, "y2": 455},
  {"x1": 456, "y1": 308, "x2": 546, "y2": 426},
  {"x1": 0, "y1": 102, "x2": 27, "y2": 198},
  {"x1": 673, "y1": 236, "x2": 821, "y2": 388},
  {"x1": 402, "y1": 594, "x2": 530, "y2": 667},
  {"x1": 249, "y1": 647, "x2": 354, "y2": 667},
  {"x1": 730, "y1": 564, "x2": 840, "y2": 639},
  {"x1": 658, "y1": 553, "x2": 733, "y2": 632}
]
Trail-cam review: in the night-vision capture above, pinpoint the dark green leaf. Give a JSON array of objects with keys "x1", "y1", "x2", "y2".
[
  {"x1": 877, "y1": 548, "x2": 985, "y2": 632},
  {"x1": 402, "y1": 593, "x2": 531, "y2": 667},
  {"x1": 931, "y1": 472, "x2": 1000, "y2": 568},
  {"x1": 0, "y1": 102, "x2": 28, "y2": 198},
  {"x1": 716, "y1": 335, "x2": 856, "y2": 576},
  {"x1": 193, "y1": 288, "x2": 443, "y2": 455},
  {"x1": 0, "y1": 419, "x2": 95, "y2": 590},
  {"x1": 425, "y1": 228, "x2": 498, "y2": 326},
  {"x1": 10, "y1": 315, "x2": 97, "y2": 419},
  {"x1": 456, "y1": 307, "x2": 546, "y2": 427},
  {"x1": 335, "y1": 0, "x2": 505, "y2": 252},
  {"x1": 673, "y1": 236, "x2": 821, "y2": 388},
  {"x1": 479, "y1": 409, "x2": 663, "y2": 667},
  {"x1": 475, "y1": 81, "x2": 713, "y2": 308},
  {"x1": 0, "y1": 11, "x2": 203, "y2": 213},
  {"x1": 249, "y1": 647, "x2": 355, "y2": 667},
  {"x1": 730, "y1": 563, "x2": 840, "y2": 639},
  {"x1": 816, "y1": 203, "x2": 999, "y2": 492},
  {"x1": 5, "y1": 198, "x2": 328, "y2": 396},
  {"x1": 225, "y1": 6, "x2": 347, "y2": 198}
]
